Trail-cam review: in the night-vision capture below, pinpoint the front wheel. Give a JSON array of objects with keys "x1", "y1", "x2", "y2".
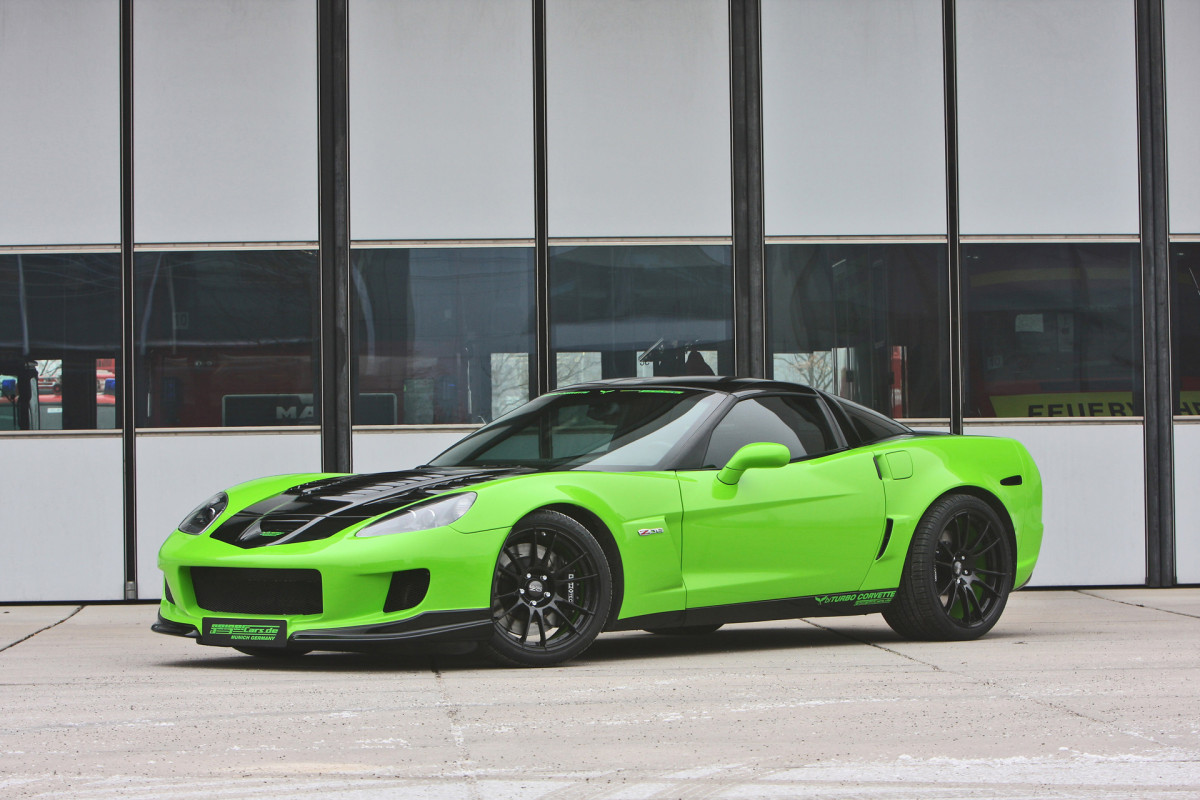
[
  {"x1": 884, "y1": 494, "x2": 1014, "y2": 641},
  {"x1": 484, "y1": 510, "x2": 612, "y2": 667}
]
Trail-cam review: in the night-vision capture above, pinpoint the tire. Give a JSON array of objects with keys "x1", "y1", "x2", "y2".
[
  {"x1": 484, "y1": 510, "x2": 612, "y2": 667},
  {"x1": 883, "y1": 493, "x2": 1014, "y2": 641},
  {"x1": 643, "y1": 625, "x2": 723, "y2": 636}
]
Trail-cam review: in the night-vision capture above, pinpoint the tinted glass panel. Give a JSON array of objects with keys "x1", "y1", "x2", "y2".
[
  {"x1": 704, "y1": 395, "x2": 837, "y2": 467},
  {"x1": 0, "y1": 253, "x2": 120, "y2": 431},
  {"x1": 352, "y1": 247, "x2": 534, "y2": 425},
  {"x1": 1173, "y1": 243, "x2": 1200, "y2": 416},
  {"x1": 551, "y1": 244, "x2": 733, "y2": 386},
  {"x1": 430, "y1": 387, "x2": 723, "y2": 470},
  {"x1": 134, "y1": 250, "x2": 318, "y2": 428},
  {"x1": 963, "y1": 243, "x2": 1142, "y2": 418},
  {"x1": 833, "y1": 396, "x2": 912, "y2": 445},
  {"x1": 767, "y1": 243, "x2": 948, "y2": 419}
]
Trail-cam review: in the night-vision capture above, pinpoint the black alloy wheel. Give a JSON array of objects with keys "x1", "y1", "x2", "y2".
[
  {"x1": 884, "y1": 493, "x2": 1014, "y2": 641},
  {"x1": 484, "y1": 510, "x2": 612, "y2": 667}
]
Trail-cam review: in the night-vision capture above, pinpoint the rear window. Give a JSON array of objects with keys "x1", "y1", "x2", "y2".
[{"x1": 827, "y1": 396, "x2": 911, "y2": 446}]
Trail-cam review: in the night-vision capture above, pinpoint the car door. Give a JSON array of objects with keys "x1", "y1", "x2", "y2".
[{"x1": 677, "y1": 393, "x2": 886, "y2": 609}]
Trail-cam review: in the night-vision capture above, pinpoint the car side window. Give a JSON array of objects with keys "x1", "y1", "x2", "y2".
[{"x1": 703, "y1": 395, "x2": 839, "y2": 468}]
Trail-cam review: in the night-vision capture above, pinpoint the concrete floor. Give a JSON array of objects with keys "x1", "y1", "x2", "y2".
[{"x1": 1, "y1": 588, "x2": 1198, "y2": 799}]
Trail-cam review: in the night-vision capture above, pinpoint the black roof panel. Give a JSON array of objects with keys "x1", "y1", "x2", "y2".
[{"x1": 558, "y1": 376, "x2": 820, "y2": 396}]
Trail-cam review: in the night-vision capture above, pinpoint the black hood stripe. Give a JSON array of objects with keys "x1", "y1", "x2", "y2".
[{"x1": 210, "y1": 468, "x2": 531, "y2": 549}]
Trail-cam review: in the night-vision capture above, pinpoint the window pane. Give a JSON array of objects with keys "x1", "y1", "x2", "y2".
[
  {"x1": 135, "y1": 0, "x2": 317, "y2": 243},
  {"x1": 766, "y1": 243, "x2": 949, "y2": 419},
  {"x1": 762, "y1": 0, "x2": 945, "y2": 236},
  {"x1": 352, "y1": 247, "x2": 535, "y2": 425},
  {"x1": 704, "y1": 395, "x2": 837, "y2": 467},
  {"x1": 550, "y1": 245, "x2": 733, "y2": 387},
  {"x1": 547, "y1": 0, "x2": 731, "y2": 236},
  {"x1": 135, "y1": 250, "x2": 318, "y2": 428},
  {"x1": 0, "y1": 253, "x2": 121, "y2": 431},
  {"x1": 1173, "y1": 243, "x2": 1200, "y2": 415},
  {"x1": 957, "y1": 0, "x2": 1138, "y2": 234},
  {"x1": 963, "y1": 243, "x2": 1142, "y2": 418},
  {"x1": 350, "y1": 0, "x2": 533, "y2": 240}
]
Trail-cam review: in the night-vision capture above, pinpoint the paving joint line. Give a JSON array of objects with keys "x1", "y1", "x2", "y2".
[
  {"x1": 802, "y1": 613, "x2": 1182, "y2": 751},
  {"x1": 0, "y1": 605, "x2": 84, "y2": 654},
  {"x1": 1075, "y1": 589, "x2": 1200, "y2": 620}
]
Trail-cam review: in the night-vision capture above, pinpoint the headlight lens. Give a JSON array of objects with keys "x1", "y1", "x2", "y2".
[
  {"x1": 356, "y1": 493, "x2": 476, "y2": 537},
  {"x1": 178, "y1": 492, "x2": 229, "y2": 534}
]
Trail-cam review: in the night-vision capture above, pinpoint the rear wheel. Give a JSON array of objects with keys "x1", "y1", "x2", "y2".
[
  {"x1": 884, "y1": 494, "x2": 1014, "y2": 641},
  {"x1": 484, "y1": 510, "x2": 612, "y2": 667}
]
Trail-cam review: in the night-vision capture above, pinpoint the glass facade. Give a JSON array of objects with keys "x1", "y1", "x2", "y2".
[
  {"x1": 766, "y1": 243, "x2": 949, "y2": 419},
  {"x1": 0, "y1": 253, "x2": 121, "y2": 431},
  {"x1": 1173, "y1": 243, "x2": 1200, "y2": 417},
  {"x1": 1, "y1": 0, "x2": 1195, "y2": 595},
  {"x1": 352, "y1": 247, "x2": 535, "y2": 425},
  {"x1": 550, "y1": 245, "x2": 733, "y2": 387},
  {"x1": 134, "y1": 250, "x2": 318, "y2": 428},
  {"x1": 963, "y1": 243, "x2": 1142, "y2": 419}
]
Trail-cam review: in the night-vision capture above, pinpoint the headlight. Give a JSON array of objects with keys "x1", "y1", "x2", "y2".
[
  {"x1": 178, "y1": 492, "x2": 229, "y2": 534},
  {"x1": 356, "y1": 493, "x2": 476, "y2": 537}
]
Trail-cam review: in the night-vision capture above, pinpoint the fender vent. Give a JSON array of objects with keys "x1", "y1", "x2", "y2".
[
  {"x1": 876, "y1": 518, "x2": 894, "y2": 560},
  {"x1": 1000, "y1": 475, "x2": 1023, "y2": 486}
]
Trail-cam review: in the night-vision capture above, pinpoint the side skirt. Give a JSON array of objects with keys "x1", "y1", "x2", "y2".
[{"x1": 607, "y1": 589, "x2": 898, "y2": 632}]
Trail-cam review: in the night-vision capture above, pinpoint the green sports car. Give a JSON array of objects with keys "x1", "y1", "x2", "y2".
[{"x1": 154, "y1": 377, "x2": 1043, "y2": 667}]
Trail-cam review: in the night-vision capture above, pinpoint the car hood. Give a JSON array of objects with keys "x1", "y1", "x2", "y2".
[{"x1": 210, "y1": 467, "x2": 532, "y2": 549}]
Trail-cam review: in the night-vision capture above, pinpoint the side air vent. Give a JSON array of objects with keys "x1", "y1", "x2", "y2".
[
  {"x1": 876, "y1": 518, "x2": 894, "y2": 560},
  {"x1": 1000, "y1": 475, "x2": 1023, "y2": 486},
  {"x1": 384, "y1": 569, "x2": 430, "y2": 613}
]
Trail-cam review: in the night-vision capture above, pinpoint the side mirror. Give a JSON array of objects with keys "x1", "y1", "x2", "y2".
[{"x1": 717, "y1": 442, "x2": 791, "y2": 485}]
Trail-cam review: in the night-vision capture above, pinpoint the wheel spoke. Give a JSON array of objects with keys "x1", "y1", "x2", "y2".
[
  {"x1": 496, "y1": 562, "x2": 524, "y2": 582},
  {"x1": 973, "y1": 566, "x2": 1010, "y2": 578},
  {"x1": 504, "y1": 545, "x2": 530, "y2": 575},
  {"x1": 551, "y1": 552, "x2": 589, "y2": 578},
  {"x1": 534, "y1": 608, "x2": 547, "y2": 648},
  {"x1": 974, "y1": 579, "x2": 1003, "y2": 599},
  {"x1": 962, "y1": 586, "x2": 984, "y2": 625},
  {"x1": 968, "y1": 534, "x2": 1001, "y2": 560},
  {"x1": 943, "y1": 581, "x2": 959, "y2": 614},
  {"x1": 554, "y1": 596, "x2": 594, "y2": 618}
]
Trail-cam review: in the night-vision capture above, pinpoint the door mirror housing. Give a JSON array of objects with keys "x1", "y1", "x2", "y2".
[{"x1": 717, "y1": 442, "x2": 791, "y2": 485}]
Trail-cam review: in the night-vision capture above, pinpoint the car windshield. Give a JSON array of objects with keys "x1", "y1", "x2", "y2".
[{"x1": 429, "y1": 387, "x2": 725, "y2": 470}]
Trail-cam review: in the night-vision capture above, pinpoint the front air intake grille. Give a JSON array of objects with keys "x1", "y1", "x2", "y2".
[
  {"x1": 384, "y1": 569, "x2": 430, "y2": 613},
  {"x1": 190, "y1": 567, "x2": 322, "y2": 616}
]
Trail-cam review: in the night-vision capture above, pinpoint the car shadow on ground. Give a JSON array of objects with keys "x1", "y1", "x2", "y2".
[{"x1": 153, "y1": 619, "x2": 918, "y2": 673}]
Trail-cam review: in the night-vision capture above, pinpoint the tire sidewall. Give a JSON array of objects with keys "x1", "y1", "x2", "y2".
[{"x1": 486, "y1": 510, "x2": 612, "y2": 667}]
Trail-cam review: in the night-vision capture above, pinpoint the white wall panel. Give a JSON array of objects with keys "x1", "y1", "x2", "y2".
[
  {"x1": 547, "y1": 0, "x2": 731, "y2": 237},
  {"x1": 1166, "y1": 0, "x2": 1200, "y2": 234},
  {"x1": 135, "y1": 432, "x2": 321, "y2": 598},
  {"x1": 350, "y1": 0, "x2": 533, "y2": 241},
  {"x1": 0, "y1": 437, "x2": 124, "y2": 601},
  {"x1": 1174, "y1": 424, "x2": 1200, "y2": 583},
  {"x1": 135, "y1": 0, "x2": 317, "y2": 243},
  {"x1": 964, "y1": 423, "x2": 1145, "y2": 586},
  {"x1": 762, "y1": 0, "x2": 945, "y2": 236},
  {"x1": 957, "y1": 0, "x2": 1139, "y2": 235},
  {"x1": 0, "y1": 0, "x2": 119, "y2": 246},
  {"x1": 352, "y1": 429, "x2": 473, "y2": 475}
]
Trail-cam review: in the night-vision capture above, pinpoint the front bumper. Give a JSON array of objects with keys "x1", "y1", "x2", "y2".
[
  {"x1": 155, "y1": 521, "x2": 508, "y2": 651},
  {"x1": 152, "y1": 608, "x2": 492, "y2": 648}
]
